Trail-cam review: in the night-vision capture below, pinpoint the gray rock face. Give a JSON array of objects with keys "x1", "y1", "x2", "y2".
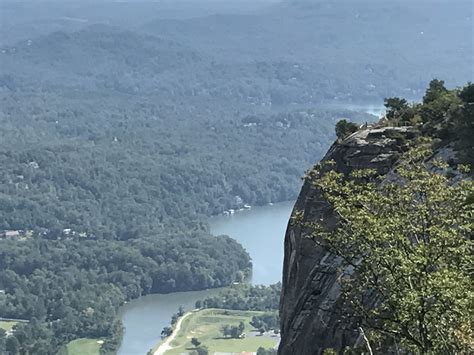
[{"x1": 279, "y1": 126, "x2": 418, "y2": 355}]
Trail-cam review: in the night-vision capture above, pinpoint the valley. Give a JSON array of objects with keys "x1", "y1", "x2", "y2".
[{"x1": 0, "y1": 0, "x2": 472, "y2": 354}]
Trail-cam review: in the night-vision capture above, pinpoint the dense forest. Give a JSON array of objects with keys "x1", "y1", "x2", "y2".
[
  {"x1": 0, "y1": 233, "x2": 251, "y2": 354},
  {"x1": 2, "y1": 0, "x2": 471, "y2": 102},
  {"x1": 0, "y1": 0, "x2": 472, "y2": 354},
  {"x1": 0, "y1": 13, "x2": 375, "y2": 354},
  {"x1": 0, "y1": 95, "x2": 370, "y2": 236},
  {"x1": 0, "y1": 29, "x2": 373, "y2": 355},
  {"x1": 197, "y1": 283, "x2": 281, "y2": 312}
]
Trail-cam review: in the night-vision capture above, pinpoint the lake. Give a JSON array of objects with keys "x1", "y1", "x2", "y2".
[
  {"x1": 210, "y1": 201, "x2": 295, "y2": 285},
  {"x1": 117, "y1": 201, "x2": 295, "y2": 355}
]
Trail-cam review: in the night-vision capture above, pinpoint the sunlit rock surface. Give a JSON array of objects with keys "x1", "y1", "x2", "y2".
[{"x1": 279, "y1": 126, "x2": 419, "y2": 354}]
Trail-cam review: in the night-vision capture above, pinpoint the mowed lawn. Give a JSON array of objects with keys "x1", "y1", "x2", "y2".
[
  {"x1": 66, "y1": 338, "x2": 102, "y2": 355},
  {"x1": 0, "y1": 321, "x2": 17, "y2": 332},
  {"x1": 165, "y1": 309, "x2": 279, "y2": 354}
]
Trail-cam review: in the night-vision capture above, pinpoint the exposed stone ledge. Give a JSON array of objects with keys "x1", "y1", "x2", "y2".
[{"x1": 279, "y1": 126, "x2": 420, "y2": 355}]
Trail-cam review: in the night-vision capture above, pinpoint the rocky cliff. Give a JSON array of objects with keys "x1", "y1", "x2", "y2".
[{"x1": 279, "y1": 125, "x2": 420, "y2": 354}]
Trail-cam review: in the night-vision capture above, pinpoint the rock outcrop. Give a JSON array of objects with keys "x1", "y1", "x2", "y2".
[{"x1": 279, "y1": 126, "x2": 419, "y2": 354}]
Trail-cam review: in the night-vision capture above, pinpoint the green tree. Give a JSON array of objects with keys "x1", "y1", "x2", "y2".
[
  {"x1": 191, "y1": 337, "x2": 201, "y2": 347},
  {"x1": 384, "y1": 97, "x2": 408, "y2": 119},
  {"x1": 221, "y1": 324, "x2": 230, "y2": 337},
  {"x1": 335, "y1": 119, "x2": 359, "y2": 140},
  {"x1": 161, "y1": 326, "x2": 172, "y2": 338},
  {"x1": 238, "y1": 321, "x2": 245, "y2": 334},
  {"x1": 454, "y1": 82, "x2": 474, "y2": 166},
  {"x1": 423, "y1": 79, "x2": 448, "y2": 104},
  {"x1": 195, "y1": 346, "x2": 209, "y2": 355},
  {"x1": 0, "y1": 329, "x2": 6, "y2": 354},
  {"x1": 419, "y1": 81, "x2": 460, "y2": 128},
  {"x1": 384, "y1": 97, "x2": 414, "y2": 122},
  {"x1": 6, "y1": 336, "x2": 20, "y2": 355},
  {"x1": 302, "y1": 144, "x2": 473, "y2": 353},
  {"x1": 221, "y1": 324, "x2": 244, "y2": 338},
  {"x1": 230, "y1": 323, "x2": 244, "y2": 338}
]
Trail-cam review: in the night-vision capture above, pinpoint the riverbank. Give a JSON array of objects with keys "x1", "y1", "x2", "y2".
[
  {"x1": 117, "y1": 201, "x2": 294, "y2": 354},
  {"x1": 152, "y1": 310, "x2": 195, "y2": 355},
  {"x1": 152, "y1": 309, "x2": 279, "y2": 355},
  {"x1": 118, "y1": 289, "x2": 224, "y2": 355}
]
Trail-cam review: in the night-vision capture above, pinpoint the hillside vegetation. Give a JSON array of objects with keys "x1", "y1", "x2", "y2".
[
  {"x1": 280, "y1": 80, "x2": 474, "y2": 354},
  {"x1": 0, "y1": 0, "x2": 472, "y2": 353}
]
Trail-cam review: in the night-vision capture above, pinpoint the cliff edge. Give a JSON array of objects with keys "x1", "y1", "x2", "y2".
[{"x1": 279, "y1": 125, "x2": 419, "y2": 354}]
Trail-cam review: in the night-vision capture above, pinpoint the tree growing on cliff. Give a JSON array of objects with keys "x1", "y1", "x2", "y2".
[
  {"x1": 384, "y1": 97, "x2": 415, "y2": 123},
  {"x1": 304, "y1": 143, "x2": 473, "y2": 354},
  {"x1": 454, "y1": 82, "x2": 474, "y2": 166},
  {"x1": 335, "y1": 119, "x2": 359, "y2": 140},
  {"x1": 384, "y1": 97, "x2": 408, "y2": 118}
]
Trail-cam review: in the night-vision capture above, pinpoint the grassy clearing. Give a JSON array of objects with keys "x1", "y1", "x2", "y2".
[
  {"x1": 0, "y1": 321, "x2": 17, "y2": 332},
  {"x1": 66, "y1": 338, "x2": 102, "y2": 355},
  {"x1": 165, "y1": 309, "x2": 279, "y2": 354}
]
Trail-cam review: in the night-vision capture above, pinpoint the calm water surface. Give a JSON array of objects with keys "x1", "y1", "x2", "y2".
[
  {"x1": 117, "y1": 289, "x2": 222, "y2": 355},
  {"x1": 117, "y1": 201, "x2": 294, "y2": 355},
  {"x1": 210, "y1": 201, "x2": 295, "y2": 285}
]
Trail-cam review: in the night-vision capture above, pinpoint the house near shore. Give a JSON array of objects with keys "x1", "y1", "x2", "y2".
[
  {"x1": 0, "y1": 230, "x2": 21, "y2": 239},
  {"x1": 0, "y1": 230, "x2": 33, "y2": 240}
]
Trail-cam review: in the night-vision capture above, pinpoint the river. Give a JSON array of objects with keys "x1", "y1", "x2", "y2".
[
  {"x1": 116, "y1": 103, "x2": 386, "y2": 354},
  {"x1": 117, "y1": 201, "x2": 295, "y2": 355}
]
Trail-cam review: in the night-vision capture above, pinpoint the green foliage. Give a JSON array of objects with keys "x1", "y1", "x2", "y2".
[
  {"x1": 6, "y1": 336, "x2": 20, "y2": 354},
  {"x1": 0, "y1": 95, "x2": 359, "y2": 234},
  {"x1": 335, "y1": 119, "x2": 359, "y2": 140},
  {"x1": 454, "y1": 83, "x2": 474, "y2": 166},
  {"x1": 384, "y1": 97, "x2": 415, "y2": 122},
  {"x1": 382, "y1": 82, "x2": 471, "y2": 159},
  {"x1": 191, "y1": 337, "x2": 201, "y2": 347},
  {"x1": 250, "y1": 312, "x2": 279, "y2": 331},
  {"x1": 418, "y1": 80, "x2": 461, "y2": 137},
  {"x1": 3, "y1": 1, "x2": 471, "y2": 104},
  {"x1": 257, "y1": 347, "x2": 277, "y2": 355},
  {"x1": 195, "y1": 345, "x2": 209, "y2": 355},
  {"x1": 0, "y1": 53, "x2": 365, "y2": 353},
  {"x1": 221, "y1": 323, "x2": 244, "y2": 338},
  {"x1": 0, "y1": 234, "x2": 251, "y2": 353},
  {"x1": 161, "y1": 326, "x2": 172, "y2": 338},
  {"x1": 0, "y1": 4, "x2": 469, "y2": 354},
  {"x1": 307, "y1": 145, "x2": 473, "y2": 353},
  {"x1": 0, "y1": 330, "x2": 5, "y2": 354},
  {"x1": 3, "y1": 319, "x2": 55, "y2": 354},
  {"x1": 423, "y1": 79, "x2": 449, "y2": 104},
  {"x1": 163, "y1": 309, "x2": 277, "y2": 353},
  {"x1": 384, "y1": 97, "x2": 408, "y2": 118},
  {"x1": 200, "y1": 283, "x2": 281, "y2": 311}
]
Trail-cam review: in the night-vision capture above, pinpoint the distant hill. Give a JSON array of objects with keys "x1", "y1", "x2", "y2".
[
  {"x1": 2, "y1": 0, "x2": 472, "y2": 102},
  {"x1": 0, "y1": 26, "x2": 202, "y2": 93},
  {"x1": 143, "y1": 0, "x2": 473, "y2": 96}
]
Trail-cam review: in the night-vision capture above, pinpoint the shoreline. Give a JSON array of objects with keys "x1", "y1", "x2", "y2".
[{"x1": 151, "y1": 310, "x2": 196, "y2": 355}]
